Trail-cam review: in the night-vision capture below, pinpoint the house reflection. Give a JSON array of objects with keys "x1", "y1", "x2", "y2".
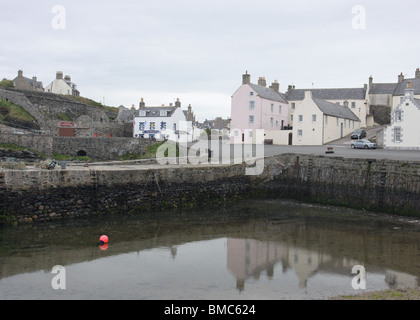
[{"x1": 226, "y1": 238, "x2": 419, "y2": 291}]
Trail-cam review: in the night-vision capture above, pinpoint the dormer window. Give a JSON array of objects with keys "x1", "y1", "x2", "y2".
[
  {"x1": 139, "y1": 110, "x2": 146, "y2": 116},
  {"x1": 160, "y1": 110, "x2": 167, "y2": 116}
]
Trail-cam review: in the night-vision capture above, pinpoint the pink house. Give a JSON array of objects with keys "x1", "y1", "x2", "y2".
[{"x1": 230, "y1": 71, "x2": 289, "y2": 144}]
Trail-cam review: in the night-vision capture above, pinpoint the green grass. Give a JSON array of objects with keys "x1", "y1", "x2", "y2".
[
  {"x1": 117, "y1": 141, "x2": 179, "y2": 161},
  {"x1": 0, "y1": 143, "x2": 26, "y2": 151},
  {"x1": 52, "y1": 153, "x2": 92, "y2": 162},
  {"x1": 0, "y1": 99, "x2": 35, "y2": 122},
  {"x1": 56, "y1": 112, "x2": 72, "y2": 121}
]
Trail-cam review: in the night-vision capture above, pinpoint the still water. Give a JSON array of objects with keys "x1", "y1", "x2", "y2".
[{"x1": 0, "y1": 200, "x2": 419, "y2": 300}]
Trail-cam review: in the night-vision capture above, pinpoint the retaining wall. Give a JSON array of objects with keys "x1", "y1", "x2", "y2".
[{"x1": 0, "y1": 154, "x2": 419, "y2": 224}]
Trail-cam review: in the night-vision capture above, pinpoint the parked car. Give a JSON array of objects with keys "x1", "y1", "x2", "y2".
[
  {"x1": 12, "y1": 130, "x2": 24, "y2": 135},
  {"x1": 351, "y1": 139, "x2": 377, "y2": 149},
  {"x1": 351, "y1": 129, "x2": 366, "y2": 139}
]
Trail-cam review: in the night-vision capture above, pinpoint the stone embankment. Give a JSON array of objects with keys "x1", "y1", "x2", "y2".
[{"x1": 0, "y1": 154, "x2": 419, "y2": 224}]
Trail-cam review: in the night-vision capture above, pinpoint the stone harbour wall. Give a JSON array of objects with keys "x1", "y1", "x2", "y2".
[{"x1": 0, "y1": 154, "x2": 419, "y2": 225}]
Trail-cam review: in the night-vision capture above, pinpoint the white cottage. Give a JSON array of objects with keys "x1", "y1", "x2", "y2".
[
  {"x1": 292, "y1": 91, "x2": 361, "y2": 145},
  {"x1": 133, "y1": 99, "x2": 195, "y2": 142},
  {"x1": 384, "y1": 84, "x2": 420, "y2": 150},
  {"x1": 45, "y1": 71, "x2": 80, "y2": 96}
]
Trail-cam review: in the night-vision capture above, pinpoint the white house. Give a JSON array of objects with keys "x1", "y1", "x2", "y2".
[
  {"x1": 286, "y1": 85, "x2": 371, "y2": 128},
  {"x1": 384, "y1": 84, "x2": 420, "y2": 150},
  {"x1": 293, "y1": 91, "x2": 361, "y2": 145},
  {"x1": 133, "y1": 98, "x2": 196, "y2": 143},
  {"x1": 391, "y1": 76, "x2": 420, "y2": 110},
  {"x1": 45, "y1": 71, "x2": 80, "y2": 96}
]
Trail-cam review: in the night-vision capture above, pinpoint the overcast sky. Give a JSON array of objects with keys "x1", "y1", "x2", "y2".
[{"x1": 1, "y1": 0, "x2": 420, "y2": 121}]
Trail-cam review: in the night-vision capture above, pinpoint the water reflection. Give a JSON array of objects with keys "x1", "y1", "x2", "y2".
[{"x1": 0, "y1": 200, "x2": 419, "y2": 299}]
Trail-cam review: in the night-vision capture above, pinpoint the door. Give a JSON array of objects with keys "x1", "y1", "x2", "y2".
[
  {"x1": 59, "y1": 128, "x2": 75, "y2": 137},
  {"x1": 340, "y1": 123, "x2": 343, "y2": 138},
  {"x1": 288, "y1": 132, "x2": 293, "y2": 145}
]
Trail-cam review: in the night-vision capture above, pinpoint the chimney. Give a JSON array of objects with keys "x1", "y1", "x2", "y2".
[
  {"x1": 405, "y1": 82, "x2": 414, "y2": 100},
  {"x1": 304, "y1": 90, "x2": 313, "y2": 100},
  {"x1": 32, "y1": 76, "x2": 37, "y2": 83},
  {"x1": 398, "y1": 72, "x2": 404, "y2": 83},
  {"x1": 369, "y1": 75, "x2": 373, "y2": 87},
  {"x1": 269, "y1": 80, "x2": 279, "y2": 92},
  {"x1": 64, "y1": 75, "x2": 71, "y2": 82},
  {"x1": 18, "y1": 70, "x2": 23, "y2": 77},
  {"x1": 258, "y1": 77, "x2": 266, "y2": 87},
  {"x1": 416, "y1": 68, "x2": 420, "y2": 79},
  {"x1": 242, "y1": 71, "x2": 251, "y2": 85},
  {"x1": 175, "y1": 98, "x2": 181, "y2": 108},
  {"x1": 56, "y1": 71, "x2": 63, "y2": 80},
  {"x1": 139, "y1": 98, "x2": 145, "y2": 108},
  {"x1": 287, "y1": 85, "x2": 293, "y2": 93}
]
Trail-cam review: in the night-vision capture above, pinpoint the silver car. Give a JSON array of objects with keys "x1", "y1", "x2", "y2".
[{"x1": 351, "y1": 139, "x2": 377, "y2": 149}]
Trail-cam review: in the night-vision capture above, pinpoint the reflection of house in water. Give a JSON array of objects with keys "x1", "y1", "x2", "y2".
[
  {"x1": 226, "y1": 238, "x2": 419, "y2": 292},
  {"x1": 227, "y1": 238, "x2": 287, "y2": 291}
]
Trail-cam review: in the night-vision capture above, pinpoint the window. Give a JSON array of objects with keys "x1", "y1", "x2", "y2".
[
  {"x1": 298, "y1": 115, "x2": 303, "y2": 123},
  {"x1": 351, "y1": 102, "x2": 356, "y2": 108},
  {"x1": 234, "y1": 130, "x2": 239, "y2": 137},
  {"x1": 297, "y1": 129, "x2": 303, "y2": 137},
  {"x1": 394, "y1": 127, "x2": 401, "y2": 142},
  {"x1": 279, "y1": 105, "x2": 282, "y2": 114},
  {"x1": 291, "y1": 103, "x2": 295, "y2": 109},
  {"x1": 291, "y1": 115, "x2": 293, "y2": 122},
  {"x1": 395, "y1": 110, "x2": 402, "y2": 122},
  {"x1": 336, "y1": 118, "x2": 339, "y2": 126},
  {"x1": 249, "y1": 115, "x2": 254, "y2": 125},
  {"x1": 160, "y1": 110, "x2": 167, "y2": 116},
  {"x1": 344, "y1": 101, "x2": 349, "y2": 108},
  {"x1": 271, "y1": 104, "x2": 274, "y2": 113},
  {"x1": 149, "y1": 122, "x2": 155, "y2": 130},
  {"x1": 270, "y1": 117, "x2": 274, "y2": 128},
  {"x1": 400, "y1": 97, "x2": 404, "y2": 103},
  {"x1": 249, "y1": 131, "x2": 253, "y2": 138},
  {"x1": 139, "y1": 110, "x2": 146, "y2": 116},
  {"x1": 312, "y1": 114, "x2": 316, "y2": 123},
  {"x1": 139, "y1": 122, "x2": 145, "y2": 130},
  {"x1": 276, "y1": 120, "x2": 279, "y2": 127},
  {"x1": 250, "y1": 92, "x2": 254, "y2": 96},
  {"x1": 173, "y1": 123, "x2": 176, "y2": 131},
  {"x1": 249, "y1": 101, "x2": 255, "y2": 110},
  {"x1": 160, "y1": 121, "x2": 166, "y2": 130}
]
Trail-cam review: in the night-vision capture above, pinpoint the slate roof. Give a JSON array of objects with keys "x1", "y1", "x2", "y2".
[
  {"x1": 286, "y1": 88, "x2": 366, "y2": 101},
  {"x1": 136, "y1": 106, "x2": 177, "y2": 117},
  {"x1": 368, "y1": 83, "x2": 398, "y2": 95},
  {"x1": 313, "y1": 98, "x2": 360, "y2": 121},
  {"x1": 393, "y1": 78, "x2": 420, "y2": 96},
  {"x1": 23, "y1": 76, "x2": 44, "y2": 89},
  {"x1": 249, "y1": 83, "x2": 288, "y2": 104}
]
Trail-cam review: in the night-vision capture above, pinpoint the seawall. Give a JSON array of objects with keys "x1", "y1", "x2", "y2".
[{"x1": 0, "y1": 154, "x2": 419, "y2": 224}]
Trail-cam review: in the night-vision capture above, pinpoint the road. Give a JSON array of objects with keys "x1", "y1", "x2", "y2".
[{"x1": 188, "y1": 126, "x2": 420, "y2": 162}]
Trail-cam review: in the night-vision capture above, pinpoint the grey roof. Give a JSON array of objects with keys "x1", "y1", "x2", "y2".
[
  {"x1": 117, "y1": 108, "x2": 136, "y2": 122},
  {"x1": 393, "y1": 78, "x2": 420, "y2": 96},
  {"x1": 369, "y1": 83, "x2": 398, "y2": 94},
  {"x1": 313, "y1": 98, "x2": 360, "y2": 121},
  {"x1": 137, "y1": 106, "x2": 177, "y2": 117},
  {"x1": 24, "y1": 76, "x2": 44, "y2": 89},
  {"x1": 286, "y1": 88, "x2": 366, "y2": 101},
  {"x1": 249, "y1": 83, "x2": 288, "y2": 104}
]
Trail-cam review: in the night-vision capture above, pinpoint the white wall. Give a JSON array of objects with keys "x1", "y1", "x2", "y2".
[
  {"x1": 45, "y1": 79, "x2": 72, "y2": 95},
  {"x1": 385, "y1": 90, "x2": 420, "y2": 149}
]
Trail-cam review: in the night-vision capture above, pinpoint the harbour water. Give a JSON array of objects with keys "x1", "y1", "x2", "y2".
[{"x1": 0, "y1": 199, "x2": 419, "y2": 300}]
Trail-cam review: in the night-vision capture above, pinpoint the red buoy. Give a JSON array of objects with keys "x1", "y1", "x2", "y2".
[{"x1": 99, "y1": 235, "x2": 109, "y2": 244}]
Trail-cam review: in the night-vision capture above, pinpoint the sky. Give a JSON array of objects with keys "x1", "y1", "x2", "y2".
[{"x1": 1, "y1": 0, "x2": 420, "y2": 122}]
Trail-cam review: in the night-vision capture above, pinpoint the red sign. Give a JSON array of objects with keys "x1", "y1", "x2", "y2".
[{"x1": 60, "y1": 122, "x2": 74, "y2": 127}]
